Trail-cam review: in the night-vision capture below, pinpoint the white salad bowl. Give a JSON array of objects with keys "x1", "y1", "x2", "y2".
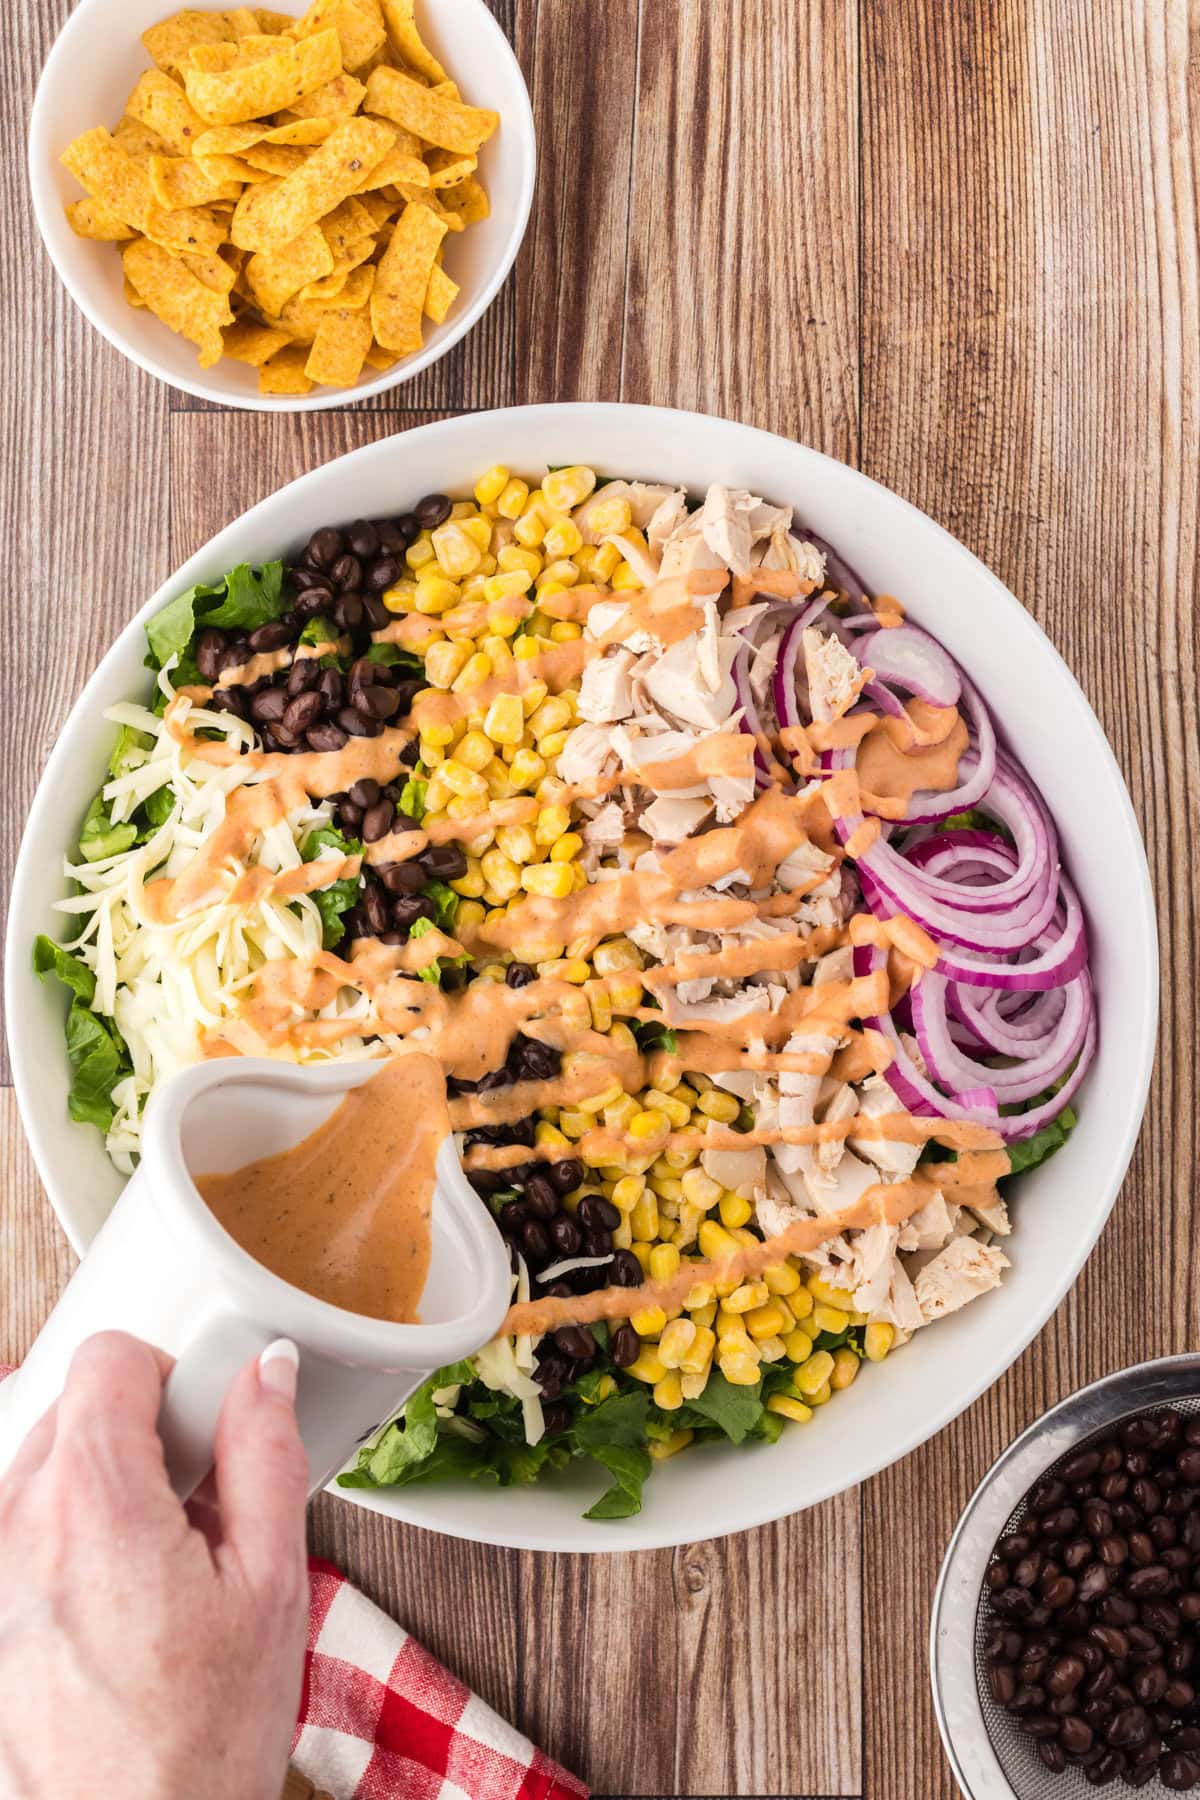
[
  {"x1": 28, "y1": 0, "x2": 535, "y2": 411},
  {"x1": 5, "y1": 404, "x2": 1158, "y2": 1552}
]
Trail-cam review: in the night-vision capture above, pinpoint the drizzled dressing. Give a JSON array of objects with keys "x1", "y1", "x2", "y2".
[
  {"x1": 195, "y1": 1054, "x2": 445, "y2": 1323},
  {"x1": 157, "y1": 565, "x2": 1005, "y2": 1335}
]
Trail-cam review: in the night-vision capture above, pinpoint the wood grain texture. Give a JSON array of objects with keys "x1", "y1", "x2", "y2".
[
  {"x1": 859, "y1": 3, "x2": 1200, "y2": 1795},
  {"x1": 4, "y1": 0, "x2": 1197, "y2": 1795}
]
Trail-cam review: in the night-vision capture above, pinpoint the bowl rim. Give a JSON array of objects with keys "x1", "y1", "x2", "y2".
[
  {"x1": 5, "y1": 402, "x2": 1160, "y2": 1551},
  {"x1": 27, "y1": 0, "x2": 536, "y2": 413}
]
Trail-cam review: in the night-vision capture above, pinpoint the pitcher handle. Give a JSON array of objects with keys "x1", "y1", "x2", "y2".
[{"x1": 157, "y1": 1315, "x2": 282, "y2": 1501}]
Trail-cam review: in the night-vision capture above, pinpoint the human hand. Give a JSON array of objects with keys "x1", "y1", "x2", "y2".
[{"x1": 0, "y1": 1331, "x2": 310, "y2": 1800}]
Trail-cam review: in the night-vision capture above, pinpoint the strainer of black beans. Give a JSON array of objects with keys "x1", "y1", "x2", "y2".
[{"x1": 982, "y1": 1407, "x2": 1200, "y2": 1789}]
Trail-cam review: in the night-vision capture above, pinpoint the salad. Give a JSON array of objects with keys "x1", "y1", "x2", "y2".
[{"x1": 36, "y1": 464, "x2": 1093, "y2": 1519}]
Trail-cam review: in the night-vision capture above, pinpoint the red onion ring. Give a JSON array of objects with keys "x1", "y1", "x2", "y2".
[{"x1": 860, "y1": 624, "x2": 961, "y2": 708}]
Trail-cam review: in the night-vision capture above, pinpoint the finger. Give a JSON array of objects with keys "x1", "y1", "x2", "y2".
[
  {"x1": 212, "y1": 1340, "x2": 309, "y2": 1591},
  {"x1": 0, "y1": 1399, "x2": 59, "y2": 1492},
  {"x1": 52, "y1": 1332, "x2": 176, "y2": 1510},
  {"x1": 184, "y1": 1471, "x2": 224, "y2": 1558}
]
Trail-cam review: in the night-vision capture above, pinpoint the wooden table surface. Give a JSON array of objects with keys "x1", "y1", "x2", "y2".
[{"x1": 2, "y1": 3, "x2": 1198, "y2": 1796}]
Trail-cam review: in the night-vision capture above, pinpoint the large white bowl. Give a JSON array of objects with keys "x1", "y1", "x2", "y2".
[
  {"x1": 29, "y1": 0, "x2": 535, "y2": 411},
  {"x1": 5, "y1": 405, "x2": 1158, "y2": 1551}
]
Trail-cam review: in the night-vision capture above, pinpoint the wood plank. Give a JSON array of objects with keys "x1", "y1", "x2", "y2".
[
  {"x1": 860, "y1": 3, "x2": 1200, "y2": 1794},
  {"x1": 0, "y1": 1092, "x2": 77, "y2": 1368},
  {"x1": 621, "y1": 0, "x2": 860, "y2": 456}
]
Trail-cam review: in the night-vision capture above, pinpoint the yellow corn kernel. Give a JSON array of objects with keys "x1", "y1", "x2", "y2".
[
  {"x1": 455, "y1": 899, "x2": 486, "y2": 934},
  {"x1": 587, "y1": 494, "x2": 633, "y2": 535},
  {"x1": 496, "y1": 477, "x2": 529, "y2": 519},
  {"x1": 590, "y1": 541, "x2": 621, "y2": 581},
  {"x1": 497, "y1": 544, "x2": 541, "y2": 578},
  {"x1": 757, "y1": 1336, "x2": 788, "y2": 1362},
  {"x1": 535, "y1": 1121, "x2": 569, "y2": 1149},
  {"x1": 603, "y1": 1090, "x2": 639, "y2": 1129},
  {"x1": 455, "y1": 728, "x2": 494, "y2": 772},
  {"x1": 627, "y1": 1106, "x2": 668, "y2": 1143},
  {"x1": 607, "y1": 973, "x2": 644, "y2": 1016},
  {"x1": 864, "y1": 1322, "x2": 895, "y2": 1363},
  {"x1": 718, "y1": 1191, "x2": 753, "y2": 1230},
  {"x1": 450, "y1": 857, "x2": 484, "y2": 899},
  {"x1": 450, "y1": 653, "x2": 491, "y2": 694},
  {"x1": 430, "y1": 522, "x2": 481, "y2": 578},
  {"x1": 382, "y1": 580, "x2": 418, "y2": 613},
  {"x1": 675, "y1": 1325, "x2": 713, "y2": 1376},
  {"x1": 481, "y1": 691, "x2": 523, "y2": 746},
  {"x1": 831, "y1": 1348, "x2": 861, "y2": 1390},
  {"x1": 652, "y1": 1371, "x2": 684, "y2": 1412},
  {"x1": 537, "y1": 554, "x2": 581, "y2": 587},
  {"x1": 697, "y1": 1219, "x2": 739, "y2": 1262},
  {"x1": 610, "y1": 1174, "x2": 645, "y2": 1213},
  {"x1": 414, "y1": 574, "x2": 461, "y2": 615},
  {"x1": 513, "y1": 508, "x2": 545, "y2": 549},
  {"x1": 807, "y1": 1275, "x2": 857, "y2": 1310},
  {"x1": 648, "y1": 1176, "x2": 684, "y2": 1206},
  {"x1": 479, "y1": 848, "x2": 521, "y2": 900},
  {"x1": 528, "y1": 696, "x2": 572, "y2": 740},
  {"x1": 625, "y1": 1348, "x2": 666, "y2": 1385},
  {"x1": 783, "y1": 1327, "x2": 813, "y2": 1365},
  {"x1": 649, "y1": 1426, "x2": 694, "y2": 1459},
  {"x1": 507, "y1": 747, "x2": 546, "y2": 789},
  {"x1": 520, "y1": 862, "x2": 572, "y2": 899},
  {"x1": 719, "y1": 1351, "x2": 761, "y2": 1386},
  {"x1": 449, "y1": 500, "x2": 474, "y2": 520},
  {"x1": 543, "y1": 515, "x2": 583, "y2": 559},
  {"x1": 547, "y1": 621, "x2": 581, "y2": 645},
  {"x1": 648, "y1": 1243, "x2": 680, "y2": 1286},
  {"x1": 695, "y1": 1088, "x2": 740, "y2": 1124},
  {"x1": 557, "y1": 1107, "x2": 588, "y2": 1140},
  {"x1": 745, "y1": 1302, "x2": 787, "y2": 1341},
  {"x1": 495, "y1": 822, "x2": 535, "y2": 863},
  {"x1": 683, "y1": 1275, "x2": 715, "y2": 1309},
  {"x1": 794, "y1": 1350, "x2": 836, "y2": 1397},
  {"x1": 678, "y1": 1167, "x2": 721, "y2": 1210},
  {"x1": 439, "y1": 759, "x2": 488, "y2": 803},
  {"x1": 611, "y1": 1214, "x2": 632, "y2": 1250},
  {"x1": 424, "y1": 640, "x2": 471, "y2": 689},
  {"x1": 629, "y1": 1195, "x2": 659, "y2": 1245},
  {"x1": 483, "y1": 569, "x2": 533, "y2": 605},
  {"x1": 459, "y1": 515, "x2": 491, "y2": 550},
  {"x1": 534, "y1": 804, "x2": 571, "y2": 847},
  {"x1": 724, "y1": 1281, "x2": 769, "y2": 1316},
  {"x1": 656, "y1": 1318, "x2": 696, "y2": 1369},
  {"x1": 808, "y1": 1380, "x2": 833, "y2": 1406},
  {"x1": 767, "y1": 1394, "x2": 814, "y2": 1424},
  {"x1": 405, "y1": 535, "x2": 435, "y2": 570},
  {"x1": 812, "y1": 1304, "x2": 853, "y2": 1336},
  {"x1": 643, "y1": 1088, "x2": 690, "y2": 1130},
  {"x1": 548, "y1": 832, "x2": 583, "y2": 864},
  {"x1": 611, "y1": 560, "x2": 642, "y2": 591},
  {"x1": 474, "y1": 464, "x2": 509, "y2": 506},
  {"x1": 631, "y1": 1303, "x2": 667, "y2": 1337},
  {"x1": 762, "y1": 1263, "x2": 802, "y2": 1297},
  {"x1": 541, "y1": 465, "x2": 596, "y2": 511},
  {"x1": 591, "y1": 937, "x2": 641, "y2": 976},
  {"x1": 787, "y1": 1286, "x2": 815, "y2": 1321}
]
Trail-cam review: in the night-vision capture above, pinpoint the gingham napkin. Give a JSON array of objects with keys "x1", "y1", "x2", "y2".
[
  {"x1": 0, "y1": 1369, "x2": 585, "y2": 1800},
  {"x1": 292, "y1": 1557, "x2": 587, "y2": 1800}
]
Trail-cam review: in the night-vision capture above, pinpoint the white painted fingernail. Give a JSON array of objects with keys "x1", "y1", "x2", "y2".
[{"x1": 258, "y1": 1338, "x2": 299, "y2": 1401}]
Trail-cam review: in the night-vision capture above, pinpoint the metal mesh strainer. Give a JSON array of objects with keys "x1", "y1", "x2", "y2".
[{"x1": 931, "y1": 1355, "x2": 1200, "y2": 1799}]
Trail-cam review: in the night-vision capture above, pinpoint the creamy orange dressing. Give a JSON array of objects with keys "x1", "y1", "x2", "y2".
[
  {"x1": 194, "y1": 1054, "x2": 444, "y2": 1323},
  {"x1": 730, "y1": 570, "x2": 810, "y2": 609}
]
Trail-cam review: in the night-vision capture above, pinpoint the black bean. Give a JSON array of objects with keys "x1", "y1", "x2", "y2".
[
  {"x1": 1013, "y1": 1551, "x2": 1043, "y2": 1588},
  {"x1": 1172, "y1": 1729, "x2": 1200, "y2": 1753},
  {"x1": 1165, "y1": 1681, "x2": 1197, "y2": 1710},
  {"x1": 1065, "y1": 1450, "x2": 1105, "y2": 1485},
  {"x1": 1038, "y1": 1740, "x2": 1067, "y2": 1773},
  {"x1": 1061, "y1": 1715, "x2": 1095, "y2": 1755},
  {"x1": 366, "y1": 555, "x2": 402, "y2": 594},
  {"x1": 549, "y1": 1214, "x2": 582, "y2": 1256},
  {"x1": 334, "y1": 591, "x2": 365, "y2": 632},
  {"x1": 552, "y1": 1326, "x2": 595, "y2": 1365},
  {"x1": 1101, "y1": 1473, "x2": 1131, "y2": 1500},
  {"x1": 1048, "y1": 1654, "x2": 1088, "y2": 1695},
  {"x1": 1128, "y1": 1565, "x2": 1173, "y2": 1599},
  {"x1": 288, "y1": 656, "x2": 321, "y2": 694},
  {"x1": 338, "y1": 707, "x2": 382, "y2": 738},
  {"x1": 1091, "y1": 1626, "x2": 1131, "y2": 1659},
  {"x1": 516, "y1": 1038, "x2": 559, "y2": 1082},
  {"x1": 1133, "y1": 1477, "x2": 1163, "y2": 1516},
  {"x1": 359, "y1": 683, "x2": 401, "y2": 720},
  {"x1": 421, "y1": 844, "x2": 469, "y2": 881},
  {"x1": 1106, "y1": 1704, "x2": 1150, "y2": 1746},
  {"x1": 248, "y1": 620, "x2": 294, "y2": 653},
  {"x1": 338, "y1": 802, "x2": 364, "y2": 832},
  {"x1": 414, "y1": 492, "x2": 451, "y2": 529},
  {"x1": 379, "y1": 861, "x2": 425, "y2": 895},
  {"x1": 346, "y1": 777, "x2": 379, "y2": 808},
  {"x1": 282, "y1": 690, "x2": 322, "y2": 736},
  {"x1": 524, "y1": 1175, "x2": 559, "y2": 1219},
  {"x1": 306, "y1": 721, "x2": 349, "y2": 752},
  {"x1": 1080, "y1": 1563, "x2": 1115, "y2": 1602},
  {"x1": 534, "y1": 1353, "x2": 567, "y2": 1399},
  {"x1": 578, "y1": 1194, "x2": 621, "y2": 1232},
  {"x1": 611, "y1": 1249, "x2": 643, "y2": 1287},
  {"x1": 330, "y1": 553, "x2": 362, "y2": 592},
  {"x1": 1101, "y1": 1594, "x2": 1138, "y2": 1627},
  {"x1": 1099, "y1": 1535, "x2": 1129, "y2": 1565},
  {"x1": 540, "y1": 1401, "x2": 571, "y2": 1437},
  {"x1": 362, "y1": 593, "x2": 391, "y2": 630},
  {"x1": 393, "y1": 512, "x2": 419, "y2": 542},
  {"x1": 1162, "y1": 1751, "x2": 1200, "y2": 1790},
  {"x1": 611, "y1": 1323, "x2": 640, "y2": 1368},
  {"x1": 551, "y1": 1157, "x2": 584, "y2": 1194},
  {"x1": 506, "y1": 961, "x2": 536, "y2": 988},
  {"x1": 1136, "y1": 1664, "x2": 1170, "y2": 1704},
  {"x1": 250, "y1": 686, "x2": 288, "y2": 724},
  {"x1": 1045, "y1": 1575, "x2": 1077, "y2": 1610},
  {"x1": 361, "y1": 798, "x2": 396, "y2": 842},
  {"x1": 210, "y1": 686, "x2": 246, "y2": 718},
  {"x1": 194, "y1": 628, "x2": 226, "y2": 680},
  {"x1": 317, "y1": 668, "x2": 344, "y2": 710},
  {"x1": 521, "y1": 1218, "x2": 550, "y2": 1261},
  {"x1": 1041, "y1": 1506, "x2": 1081, "y2": 1539},
  {"x1": 363, "y1": 883, "x2": 390, "y2": 936},
  {"x1": 306, "y1": 527, "x2": 345, "y2": 569},
  {"x1": 346, "y1": 520, "x2": 380, "y2": 560},
  {"x1": 1066, "y1": 1537, "x2": 1095, "y2": 1570}
]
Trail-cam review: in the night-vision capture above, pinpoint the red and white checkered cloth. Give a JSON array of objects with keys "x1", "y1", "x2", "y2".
[{"x1": 295, "y1": 1557, "x2": 587, "y2": 1800}]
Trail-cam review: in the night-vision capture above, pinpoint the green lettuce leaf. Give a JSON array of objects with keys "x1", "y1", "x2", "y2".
[
  {"x1": 570, "y1": 1389, "x2": 653, "y2": 1520},
  {"x1": 34, "y1": 937, "x2": 130, "y2": 1131},
  {"x1": 299, "y1": 614, "x2": 339, "y2": 647},
  {"x1": 342, "y1": 1360, "x2": 481, "y2": 1486},
  {"x1": 1005, "y1": 1104, "x2": 1077, "y2": 1176},
  {"x1": 674, "y1": 1369, "x2": 764, "y2": 1445},
  {"x1": 367, "y1": 642, "x2": 423, "y2": 677},
  {"x1": 108, "y1": 725, "x2": 152, "y2": 778},
  {"x1": 145, "y1": 562, "x2": 286, "y2": 669},
  {"x1": 398, "y1": 771, "x2": 427, "y2": 821},
  {"x1": 302, "y1": 825, "x2": 363, "y2": 950},
  {"x1": 78, "y1": 793, "x2": 137, "y2": 863},
  {"x1": 408, "y1": 913, "x2": 469, "y2": 985},
  {"x1": 422, "y1": 879, "x2": 459, "y2": 931}
]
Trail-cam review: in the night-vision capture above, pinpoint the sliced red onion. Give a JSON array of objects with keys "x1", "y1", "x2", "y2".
[
  {"x1": 911, "y1": 969, "x2": 1091, "y2": 1102},
  {"x1": 795, "y1": 530, "x2": 872, "y2": 613},
  {"x1": 860, "y1": 625, "x2": 961, "y2": 707},
  {"x1": 731, "y1": 642, "x2": 777, "y2": 790},
  {"x1": 956, "y1": 1085, "x2": 998, "y2": 1111},
  {"x1": 852, "y1": 945, "x2": 1002, "y2": 1125},
  {"x1": 1000, "y1": 1011, "x2": 1097, "y2": 1141},
  {"x1": 772, "y1": 615, "x2": 808, "y2": 731}
]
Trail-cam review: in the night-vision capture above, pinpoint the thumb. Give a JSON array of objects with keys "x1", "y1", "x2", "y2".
[{"x1": 211, "y1": 1339, "x2": 310, "y2": 1591}]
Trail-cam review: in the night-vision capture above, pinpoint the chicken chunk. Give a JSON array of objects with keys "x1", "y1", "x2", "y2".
[
  {"x1": 803, "y1": 627, "x2": 866, "y2": 723},
  {"x1": 913, "y1": 1237, "x2": 1010, "y2": 1324}
]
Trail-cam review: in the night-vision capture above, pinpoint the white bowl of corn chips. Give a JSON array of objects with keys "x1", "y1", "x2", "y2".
[{"x1": 30, "y1": 0, "x2": 535, "y2": 407}]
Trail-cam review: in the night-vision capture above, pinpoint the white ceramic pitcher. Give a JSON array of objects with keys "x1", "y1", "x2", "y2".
[{"x1": 0, "y1": 1058, "x2": 512, "y2": 1496}]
